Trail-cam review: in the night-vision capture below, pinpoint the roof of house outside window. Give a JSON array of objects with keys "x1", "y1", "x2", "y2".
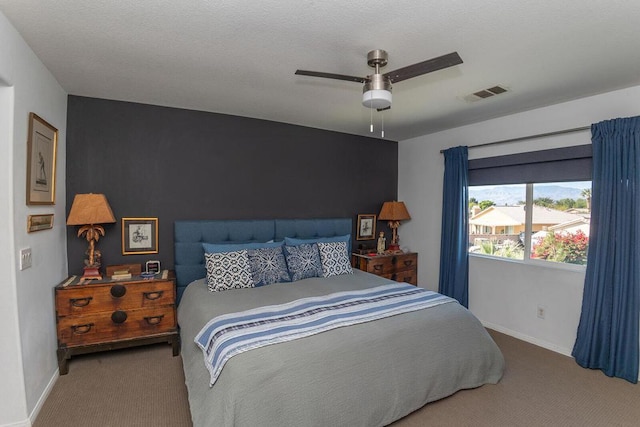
[{"x1": 470, "y1": 205, "x2": 586, "y2": 227}]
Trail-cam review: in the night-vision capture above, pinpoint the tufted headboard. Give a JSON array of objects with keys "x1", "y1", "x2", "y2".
[{"x1": 174, "y1": 218, "x2": 352, "y2": 303}]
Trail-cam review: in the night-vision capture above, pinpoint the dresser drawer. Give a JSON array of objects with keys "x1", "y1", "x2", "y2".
[
  {"x1": 56, "y1": 280, "x2": 175, "y2": 316},
  {"x1": 363, "y1": 253, "x2": 418, "y2": 275},
  {"x1": 57, "y1": 305, "x2": 176, "y2": 347},
  {"x1": 391, "y1": 269, "x2": 418, "y2": 285},
  {"x1": 393, "y1": 253, "x2": 417, "y2": 272}
]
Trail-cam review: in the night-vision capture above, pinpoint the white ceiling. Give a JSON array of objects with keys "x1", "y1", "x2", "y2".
[{"x1": 1, "y1": 0, "x2": 639, "y2": 141}]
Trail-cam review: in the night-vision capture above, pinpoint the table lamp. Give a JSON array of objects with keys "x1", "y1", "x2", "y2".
[
  {"x1": 67, "y1": 193, "x2": 116, "y2": 280},
  {"x1": 378, "y1": 201, "x2": 411, "y2": 251}
]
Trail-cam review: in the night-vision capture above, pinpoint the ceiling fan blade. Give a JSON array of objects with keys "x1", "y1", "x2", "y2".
[
  {"x1": 295, "y1": 69, "x2": 367, "y2": 83},
  {"x1": 383, "y1": 52, "x2": 463, "y2": 83}
]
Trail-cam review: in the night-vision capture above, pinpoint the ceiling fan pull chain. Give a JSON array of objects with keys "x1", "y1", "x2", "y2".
[
  {"x1": 370, "y1": 92, "x2": 374, "y2": 133},
  {"x1": 381, "y1": 112, "x2": 385, "y2": 138}
]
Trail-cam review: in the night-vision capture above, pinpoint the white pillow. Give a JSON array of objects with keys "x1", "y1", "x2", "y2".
[{"x1": 318, "y1": 241, "x2": 353, "y2": 277}]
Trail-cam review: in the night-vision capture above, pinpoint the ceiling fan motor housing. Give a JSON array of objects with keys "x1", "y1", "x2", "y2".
[{"x1": 363, "y1": 73, "x2": 392, "y2": 109}]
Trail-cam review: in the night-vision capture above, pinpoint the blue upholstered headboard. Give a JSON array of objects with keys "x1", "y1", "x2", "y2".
[{"x1": 174, "y1": 218, "x2": 352, "y2": 303}]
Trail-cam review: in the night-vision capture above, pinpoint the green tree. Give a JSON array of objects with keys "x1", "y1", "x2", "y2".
[
  {"x1": 555, "y1": 198, "x2": 576, "y2": 210},
  {"x1": 479, "y1": 200, "x2": 495, "y2": 210},
  {"x1": 533, "y1": 197, "x2": 554, "y2": 207},
  {"x1": 581, "y1": 188, "x2": 592, "y2": 211}
]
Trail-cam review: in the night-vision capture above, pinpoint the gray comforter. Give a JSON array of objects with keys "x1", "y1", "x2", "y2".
[{"x1": 178, "y1": 270, "x2": 504, "y2": 427}]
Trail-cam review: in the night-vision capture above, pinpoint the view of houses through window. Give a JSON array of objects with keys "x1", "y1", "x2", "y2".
[{"x1": 468, "y1": 181, "x2": 591, "y2": 265}]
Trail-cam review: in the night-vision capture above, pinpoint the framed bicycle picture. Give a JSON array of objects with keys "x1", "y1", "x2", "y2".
[
  {"x1": 356, "y1": 214, "x2": 376, "y2": 240},
  {"x1": 122, "y1": 217, "x2": 158, "y2": 255}
]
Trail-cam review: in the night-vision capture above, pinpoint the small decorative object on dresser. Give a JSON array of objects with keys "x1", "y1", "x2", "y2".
[
  {"x1": 356, "y1": 214, "x2": 376, "y2": 240},
  {"x1": 352, "y1": 251, "x2": 418, "y2": 285},
  {"x1": 55, "y1": 273, "x2": 179, "y2": 374}
]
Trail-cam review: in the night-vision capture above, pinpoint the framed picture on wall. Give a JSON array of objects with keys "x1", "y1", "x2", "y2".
[
  {"x1": 26, "y1": 113, "x2": 58, "y2": 205},
  {"x1": 122, "y1": 217, "x2": 158, "y2": 255},
  {"x1": 27, "y1": 213, "x2": 54, "y2": 232},
  {"x1": 356, "y1": 214, "x2": 376, "y2": 240}
]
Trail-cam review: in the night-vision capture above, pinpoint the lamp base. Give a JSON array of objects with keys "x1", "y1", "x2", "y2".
[
  {"x1": 387, "y1": 244, "x2": 400, "y2": 252},
  {"x1": 82, "y1": 266, "x2": 102, "y2": 281}
]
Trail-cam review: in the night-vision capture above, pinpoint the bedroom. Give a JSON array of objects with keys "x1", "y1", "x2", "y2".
[{"x1": 1, "y1": 1, "x2": 640, "y2": 426}]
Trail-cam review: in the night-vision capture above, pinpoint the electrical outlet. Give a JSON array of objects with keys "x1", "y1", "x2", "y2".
[
  {"x1": 20, "y1": 248, "x2": 32, "y2": 270},
  {"x1": 536, "y1": 305, "x2": 546, "y2": 319}
]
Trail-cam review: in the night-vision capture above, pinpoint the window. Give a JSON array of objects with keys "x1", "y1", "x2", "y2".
[
  {"x1": 467, "y1": 144, "x2": 592, "y2": 267},
  {"x1": 469, "y1": 181, "x2": 591, "y2": 265}
]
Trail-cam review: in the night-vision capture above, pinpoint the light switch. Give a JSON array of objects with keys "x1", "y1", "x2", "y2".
[{"x1": 20, "y1": 248, "x2": 32, "y2": 270}]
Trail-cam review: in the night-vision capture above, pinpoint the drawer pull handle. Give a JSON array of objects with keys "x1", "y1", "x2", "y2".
[
  {"x1": 373, "y1": 264, "x2": 383, "y2": 271},
  {"x1": 143, "y1": 291, "x2": 164, "y2": 300},
  {"x1": 72, "y1": 323, "x2": 94, "y2": 334},
  {"x1": 144, "y1": 315, "x2": 165, "y2": 325},
  {"x1": 404, "y1": 260, "x2": 413, "y2": 267},
  {"x1": 111, "y1": 310, "x2": 128, "y2": 324},
  {"x1": 110, "y1": 284, "x2": 127, "y2": 298},
  {"x1": 70, "y1": 297, "x2": 92, "y2": 307}
]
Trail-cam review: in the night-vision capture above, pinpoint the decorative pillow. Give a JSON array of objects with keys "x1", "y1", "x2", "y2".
[
  {"x1": 204, "y1": 250, "x2": 253, "y2": 292},
  {"x1": 318, "y1": 241, "x2": 353, "y2": 277},
  {"x1": 284, "y1": 234, "x2": 350, "y2": 246},
  {"x1": 283, "y1": 243, "x2": 323, "y2": 281},
  {"x1": 247, "y1": 246, "x2": 291, "y2": 287}
]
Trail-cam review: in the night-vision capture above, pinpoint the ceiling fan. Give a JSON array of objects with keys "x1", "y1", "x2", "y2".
[{"x1": 295, "y1": 50, "x2": 463, "y2": 111}]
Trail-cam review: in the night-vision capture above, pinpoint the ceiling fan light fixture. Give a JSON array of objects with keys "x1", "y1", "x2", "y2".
[
  {"x1": 362, "y1": 89, "x2": 392, "y2": 109},
  {"x1": 362, "y1": 73, "x2": 392, "y2": 109}
]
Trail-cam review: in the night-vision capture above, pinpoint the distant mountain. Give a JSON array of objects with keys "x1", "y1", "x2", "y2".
[{"x1": 469, "y1": 185, "x2": 587, "y2": 206}]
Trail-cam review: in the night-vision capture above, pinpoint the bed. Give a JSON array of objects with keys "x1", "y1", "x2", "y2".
[{"x1": 175, "y1": 218, "x2": 504, "y2": 427}]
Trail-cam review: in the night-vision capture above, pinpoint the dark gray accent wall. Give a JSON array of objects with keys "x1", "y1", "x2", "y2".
[{"x1": 66, "y1": 96, "x2": 398, "y2": 274}]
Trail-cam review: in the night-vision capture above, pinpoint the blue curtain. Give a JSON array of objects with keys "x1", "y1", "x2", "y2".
[
  {"x1": 439, "y1": 146, "x2": 469, "y2": 308},
  {"x1": 572, "y1": 116, "x2": 640, "y2": 383}
]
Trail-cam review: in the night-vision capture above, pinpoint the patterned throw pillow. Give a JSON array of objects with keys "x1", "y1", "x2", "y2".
[
  {"x1": 204, "y1": 250, "x2": 253, "y2": 292},
  {"x1": 318, "y1": 241, "x2": 353, "y2": 277},
  {"x1": 247, "y1": 246, "x2": 291, "y2": 287},
  {"x1": 283, "y1": 243, "x2": 323, "y2": 281}
]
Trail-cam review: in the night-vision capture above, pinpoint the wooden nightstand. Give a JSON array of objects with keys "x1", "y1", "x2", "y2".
[
  {"x1": 55, "y1": 273, "x2": 179, "y2": 374},
  {"x1": 352, "y1": 252, "x2": 418, "y2": 285}
]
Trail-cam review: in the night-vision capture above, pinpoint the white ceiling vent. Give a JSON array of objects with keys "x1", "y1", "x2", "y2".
[{"x1": 463, "y1": 85, "x2": 509, "y2": 102}]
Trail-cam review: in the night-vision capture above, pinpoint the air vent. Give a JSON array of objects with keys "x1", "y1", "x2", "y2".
[{"x1": 463, "y1": 85, "x2": 509, "y2": 102}]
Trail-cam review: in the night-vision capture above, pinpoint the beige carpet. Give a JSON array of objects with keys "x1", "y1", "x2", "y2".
[{"x1": 34, "y1": 330, "x2": 640, "y2": 427}]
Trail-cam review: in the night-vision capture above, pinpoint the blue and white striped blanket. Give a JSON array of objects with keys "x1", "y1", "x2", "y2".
[{"x1": 194, "y1": 283, "x2": 456, "y2": 386}]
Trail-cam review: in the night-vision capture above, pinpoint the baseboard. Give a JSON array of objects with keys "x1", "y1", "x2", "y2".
[
  {"x1": 0, "y1": 419, "x2": 30, "y2": 427},
  {"x1": 27, "y1": 369, "x2": 59, "y2": 426},
  {"x1": 481, "y1": 320, "x2": 573, "y2": 357}
]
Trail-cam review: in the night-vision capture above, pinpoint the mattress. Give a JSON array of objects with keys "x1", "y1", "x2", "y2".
[{"x1": 178, "y1": 269, "x2": 504, "y2": 427}]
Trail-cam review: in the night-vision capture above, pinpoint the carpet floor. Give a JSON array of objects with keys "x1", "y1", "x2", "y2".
[{"x1": 34, "y1": 330, "x2": 640, "y2": 427}]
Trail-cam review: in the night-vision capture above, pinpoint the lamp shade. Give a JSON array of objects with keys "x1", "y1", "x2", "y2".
[
  {"x1": 66, "y1": 194, "x2": 116, "y2": 225},
  {"x1": 378, "y1": 201, "x2": 411, "y2": 221}
]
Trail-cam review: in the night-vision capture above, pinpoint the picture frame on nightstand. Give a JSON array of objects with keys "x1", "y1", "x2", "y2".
[{"x1": 356, "y1": 214, "x2": 376, "y2": 240}]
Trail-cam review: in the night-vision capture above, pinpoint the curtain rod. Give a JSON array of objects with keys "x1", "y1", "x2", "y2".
[{"x1": 439, "y1": 125, "x2": 591, "y2": 154}]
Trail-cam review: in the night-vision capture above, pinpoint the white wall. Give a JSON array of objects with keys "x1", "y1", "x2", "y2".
[
  {"x1": 398, "y1": 84, "x2": 640, "y2": 355},
  {"x1": 0, "y1": 11, "x2": 67, "y2": 427}
]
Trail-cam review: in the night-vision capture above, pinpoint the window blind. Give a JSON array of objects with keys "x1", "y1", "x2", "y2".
[{"x1": 468, "y1": 144, "x2": 592, "y2": 186}]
